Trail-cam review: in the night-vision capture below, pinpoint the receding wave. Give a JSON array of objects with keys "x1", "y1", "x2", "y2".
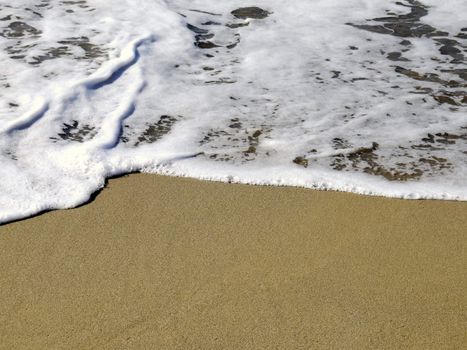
[{"x1": 1, "y1": 0, "x2": 466, "y2": 223}]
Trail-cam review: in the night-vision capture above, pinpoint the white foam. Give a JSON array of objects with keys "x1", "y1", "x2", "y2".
[{"x1": 0, "y1": 0, "x2": 466, "y2": 223}]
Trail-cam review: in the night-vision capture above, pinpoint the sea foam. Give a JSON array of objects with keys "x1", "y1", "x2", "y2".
[{"x1": 0, "y1": 0, "x2": 466, "y2": 223}]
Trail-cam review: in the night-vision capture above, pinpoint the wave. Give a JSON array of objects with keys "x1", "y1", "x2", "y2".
[{"x1": 0, "y1": 0, "x2": 466, "y2": 223}]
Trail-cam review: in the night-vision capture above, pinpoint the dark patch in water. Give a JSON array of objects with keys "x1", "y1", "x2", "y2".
[
  {"x1": 434, "y1": 38, "x2": 464, "y2": 62},
  {"x1": 0, "y1": 1, "x2": 106, "y2": 67},
  {"x1": 331, "y1": 141, "x2": 426, "y2": 181},
  {"x1": 186, "y1": 23, "x2": 208, "y2": 34},
  {"x1": 226, "y1": 35, "x2": 241, "y2": 49},
  {"x1": 348, "y1": 0, "x2": 465, "y2": 74},
  {"x1": 129, "y1": 115, "x2": 179, "y2": 146},
  {"x1": 195, "y1": 41, "x2": 220, "y2": 49},
  {"x1": 347, "y1": 1, "x2": 446, "y2": 38},
  {"x1": 187, "y1": 23, "x2": 221, "y2": 50},
  {"x1": 228, "y1": 118, "x2": 242, "y2": 129},
  {"x1": 202, "y1": 21, "x2": 221, "y2": 26},
  {"x1": 433, "y1": 95, "x2": 459, "y2": 106},
  {"x1": 394, "y1": 66, "x2": 466, "y2": 90},
  {"x1": 331, "y1": 71, "x2": 341, "y2": 78},
  {"x1": 328, "y1": 127, "x2": 467, "y2": 181},
  {"x1": 347, "y1": 0, "x2": 467, "y2": 114},
  {"x1": 231, "y1": 7, "x2": 270, "y2": 20},
  {"x1": 441, "y1": 69, "x2": 467, "y2": 81},
  {"x1": 293, "y1": 156, "x2": 309, "y2": 168},
  {"x1": 5, "y1": 150, "x2": 18, "y2": 161},
  {"x1": 226, "y1": 22, "x2": 250, "y2": 29},
  {"x1": 387, "y1": 52, "x2": 409, "y2": 61},
  {"x1": 0, "y1": 21, "x2": 41, "y2": 38},
  {"x1": 201, "y1": 116, "x2": 273, "y2": 163},
  {"x1": 50, "y1": 120, "x2": 96, "y2": 143},
  {"x1": 58, "y1": 36, "x2": 106, "y2": 59},
  {"x1": 30, "y1": 46, "x2": 72, "y2": 65},
  {"x1": 61, "y1": 0, "x2": 89, "y2": 7},
  {"x1": 188, "y1": 9, "x2": 222, "y2": 17},
  {"x1": 244, "y1": 129, "x2": 262, "y2": 155},
  {"x1": 205, "y1": 78, "x2": 236, "y2": 84},
  {"x1": 25, "y1": 37, "x2": 106, "y2": 65}
]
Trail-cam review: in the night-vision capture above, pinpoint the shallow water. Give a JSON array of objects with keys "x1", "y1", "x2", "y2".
[{"x1": 0, "y1": 0, "x2": 466, "y2": 222}]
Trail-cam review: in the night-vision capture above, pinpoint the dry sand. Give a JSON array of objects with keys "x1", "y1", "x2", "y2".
[{"x1": 1, "y1": 173, "x2": 467, "y2": 349}]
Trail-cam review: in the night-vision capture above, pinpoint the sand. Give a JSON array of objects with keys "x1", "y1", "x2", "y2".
[{"x1": 1, "y1": 173, "x2": 467, "y2": 349}]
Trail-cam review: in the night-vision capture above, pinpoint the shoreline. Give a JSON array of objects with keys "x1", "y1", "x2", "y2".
[
  {"x1": 1, "y1": 173, "x2": 467, "y2": 349},
  {"x1": 3, "y1": 169, "x2": 466, "y2": 226}
]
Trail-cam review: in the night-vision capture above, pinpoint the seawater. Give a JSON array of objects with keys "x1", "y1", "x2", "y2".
[{"x1": 0, "y1": 0, "x2": 466, "y2": 223}]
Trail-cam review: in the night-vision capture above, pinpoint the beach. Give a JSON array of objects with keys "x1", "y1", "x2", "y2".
[
  {"x1": 1, "y1": 1, "x2": 467, "y2": 348},
  {"x1": 1, "y1": 173, "x2": 466, "y2": 349}
]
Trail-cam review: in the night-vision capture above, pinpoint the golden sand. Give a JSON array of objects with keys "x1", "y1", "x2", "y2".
[{"x1": 1, "y1": 174, "x2": 466, "y2": 349}]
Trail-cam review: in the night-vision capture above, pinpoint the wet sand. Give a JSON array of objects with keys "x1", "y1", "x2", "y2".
[{"x1": 1, "y1": 173, "x2": 467, "y2": 349}]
